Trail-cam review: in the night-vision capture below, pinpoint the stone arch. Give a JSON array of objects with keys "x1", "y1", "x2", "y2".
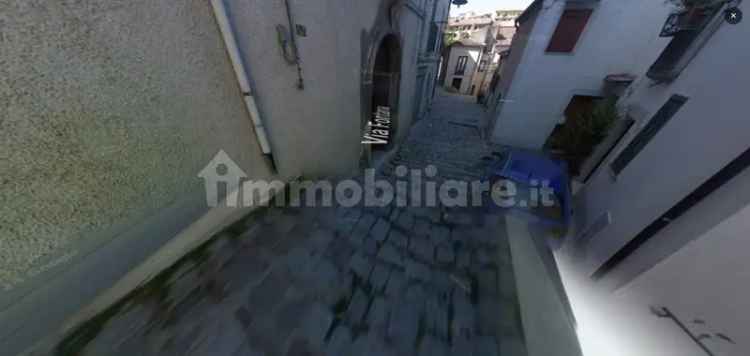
[{"x1": 360, "y1": 0, "x2": 405, "y2": 168}]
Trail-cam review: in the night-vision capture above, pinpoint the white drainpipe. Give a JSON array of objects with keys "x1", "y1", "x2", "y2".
[{"x1": 210, "y1": 0, "x2": 272, "y2": 155}]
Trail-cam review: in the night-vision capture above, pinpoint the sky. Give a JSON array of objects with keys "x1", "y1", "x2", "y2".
[{"x1": 450, "y1": 0, "x2": 534, "y2": 16}]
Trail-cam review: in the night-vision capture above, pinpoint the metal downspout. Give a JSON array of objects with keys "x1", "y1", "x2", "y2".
[{"x1": 210, "y1": 0, "x2": 275, "y2": 163}]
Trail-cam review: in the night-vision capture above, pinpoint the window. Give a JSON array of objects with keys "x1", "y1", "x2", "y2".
[
  {"x1": 427, "y1": 23, "x2": 439, "y2": 52},
  {"x1": 647, "y1": 3, "x2": 723, "y2": 81},
  {"x1": 478, "y1": 59, "x2": 488, "y2": 72},
  {"x1": 546, "y1": 9, "x2": 592, "y2": 53},
  {"x1": 610, "y1": 95, "x2": 688, "y2": 175},
  {"x1": 455, "y1": 56, "x2": 468, "y2": 75},
  {"x1": 451, "y1": 78, "x2": 462, "y2": 90}
]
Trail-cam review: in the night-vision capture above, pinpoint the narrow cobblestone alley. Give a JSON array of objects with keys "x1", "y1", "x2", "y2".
[{"x1": 52, "y1": 92, "x2": 526, "y2": 356}]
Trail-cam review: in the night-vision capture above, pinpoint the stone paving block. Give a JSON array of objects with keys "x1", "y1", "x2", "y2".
[
  {"x1": 498, "y1": 267, "x2": 518, "y2": 301},
  {"x1": 452, "y1": 289, "x2": 476, "y2": 338},
  {"x1": 418, "y1": 335, "x2": 448, "y2": 356},
  {"x1": 414, "y1": 219, "x2": 431, "y2": 237},
  {"x1": 410, "y1": 238, "x2": 434, "y2": 263},
  {"x1": 239, "y1": 313, "x2": 285, "y2": 356},
  {"x1": 370, "y1": 218, "x2": 391, "y2": 243},
  {"x1": 245, "y1": 269, "x2": 291, "y2": 319},
  {"x1": 377, "y1": 243, "x2": 403, "y2": 267},
  {"x1": 346, "y1": 289, "x2": 370, "y2": 324},
  {"x1": 497, "y1": 300, "x2": 523, "y2": 333},
  {"x1": 475, "y1": 247, "x2": 494, "y2": 267},
  {"x1": 474, "y1": 336, "x2": 499, "y2": 356},
  {"x1": 326, "y1": 325, "x2": 353, "y2": 356},
  {"x1": 396, "y1": 211, "x2": 415, "y2": 231},
  {"x1": 387, "y1": 229, "x2": 409, "y2": 249},
  {"x1": 385, "y1": 271, "x2": 407, "y2": 297},
  {"x1": 451, "y1": 335, "x2": 473, "y2": 356},
  {"x1": 478, "y1": 298, "x2": 500, "y2": 335},
  {"x1": 404, "y1": 283, "x2": 427, "y2": 305},
  {"x1": 298, "y1": 303, "x2": 334, "y2": 348},
  {"x1": 387, "y1": 303, "x2": 420, "y2": 355},
  {"x1": 478, "y1": 268, "x2": 498, "y2": 296},
  {"x1": 443, "y1": 210, "x2": 475, "y2": 226},
  {"x1": 326, "y1": 239, "x2": 354, "y2": 272},
  {"x1": 285, "y1": 246, "x2": 317, "y2": 281},
  {"x1": 409, "y1": 207, "x2": 441, "y2": 224},
  {"x1": 319, "y1": 270, "x2": 353, "y2": 307},
  {"x1": 310, "y1": 258, "x2": 339, "y2": 286},
  {"x1": 369, "y1": 263, "x2": 390, "y2": 292},
  {"x1": 367, "y1": 297, "x2": 390, "y2": 332},
  {"x1": 207, "y1": 235, "x2": 236, "y2": 268},
  {"x1": 349, "y1": 229, "x2": 368, "y2": 247},
  {"x1": 276, "y1": 294, "x2": 315, "y2": 338},
  {"x1": 335, "y1": 215, "x2": 359, "y2": 235},
  {"x1": 435, "y1": 244, "x2": 455, "y2": 265},
  {"x1": 456, "y1": 248, "x2": 471, "y2": 270},
  {"x1": 284, "y1": 337, "x2": 318, "y2": 356},
  {"x1": 349, "y1": 253, "x2": 373, "y2": 280},
  {"x1": 308, "y1": 227, "x2": 334, "y2": 253},
  {"x1": 405, "y1": 260, "x2": 432, "y2": 283},
  {"x1": 350, "y1": 333, "x2": 393, "y2": 356},
  {"x1": 363, "y1": 237, "x2": 379, "y2": 256},
  {"x1": 425, "y1": 296, "x2": 449, "y2": 340},
  {"x1": 431, "y1": 225, "x2": 450, "y2": 243},
  {"x1": 499, "y1": 335, "x2": 526, "y2": 356},
  {"x1": 80, "y1": 304, "x2": 154, "y2": 356},
  {"x1": 389, "y1": 208, "x2": 401, "y2": 222},
  {"x1": 353, "y1": 213, "x2": 377, "y2": 237},
  {"x1": 430, "y1": 272, "x2": 454, "y2": 297}
]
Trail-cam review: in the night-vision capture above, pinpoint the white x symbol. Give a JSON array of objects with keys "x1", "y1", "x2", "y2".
[{"x1": 730, "y1": 12, "x2": 737, "y2": 19}]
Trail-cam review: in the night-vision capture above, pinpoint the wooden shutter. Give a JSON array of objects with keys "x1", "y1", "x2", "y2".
[{"x1": 546, "y1": 9, "x2": 593, "y2": 53}]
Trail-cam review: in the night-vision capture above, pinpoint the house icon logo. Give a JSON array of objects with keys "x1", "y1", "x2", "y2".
[{"x1": 198, "y1": 150, "x2": 247, "y2": 207}]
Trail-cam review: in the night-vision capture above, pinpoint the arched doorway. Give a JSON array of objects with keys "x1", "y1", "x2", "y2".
[{"x1": 364, "y1": 33, "x2": 402, "y2": 166}]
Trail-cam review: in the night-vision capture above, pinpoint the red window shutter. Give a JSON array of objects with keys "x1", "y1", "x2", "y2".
[{"x1": 546, "y1": 9, "x2": 592, "y2": 53}]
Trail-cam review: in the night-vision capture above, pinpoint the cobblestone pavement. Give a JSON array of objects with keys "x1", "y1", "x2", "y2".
[{"x1": 58, "y1": 92, "x2": 525, "y2": 356}]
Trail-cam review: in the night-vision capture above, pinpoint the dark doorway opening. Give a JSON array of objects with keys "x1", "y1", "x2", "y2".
[
  {"x1": 544, "y1": 94, "x2": 604, "y2": 175},
  {"x1": 451, "y1": 78, "x2": 462, "y2": 91}
]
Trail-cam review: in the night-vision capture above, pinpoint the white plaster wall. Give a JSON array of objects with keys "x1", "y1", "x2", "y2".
[
  {"x1": 490, "y1": 0, "x2": 672, "y2": 149},
  {"x1": 444, "y1": 45, "x2": 481, "y2": 94},
  {"x1": 559, "y1": 202, "x2": 750, "y2": 356},
  {"x1": 395, "y1": 4, "x2": 424, "y2": 143},
  {"x1": 226, "y1": 0, "x2": 378, "y2": 178},
  {"x1": 575, "y1": 3, "x2": 750, "y2": 279},
  {"x1": 619, "y1": 202, "x2": 750, "y2": 356}
]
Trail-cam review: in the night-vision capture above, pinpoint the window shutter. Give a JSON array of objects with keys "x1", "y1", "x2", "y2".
[
  {"x1": 427, "y1": 24, "x2": 438, "y2": 52},
  {"x1": 610, "y1": 95, "x2": 688, "y2": 175},
  {"x1": 546, "y1": 9, "x2": 593, "y2": 53}
]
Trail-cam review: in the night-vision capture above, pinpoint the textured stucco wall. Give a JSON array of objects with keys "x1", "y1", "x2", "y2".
[
  {"x1": 0, "y1": 0, "x2": 272, "y2": 291},
  {"x1": 0, "y1": 0, "x2": 438, "y2": 352}
]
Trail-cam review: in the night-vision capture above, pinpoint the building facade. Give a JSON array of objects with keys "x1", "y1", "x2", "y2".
[
  {"x1": 485, "y1": 0, "x2": 673, "y2": 149},
  {"x1": 444, "y1": 10, "x2": 521, "y2": 97},
  {"x1": 441, "y1": 39, "x2": 486, "y2": 94},
  {"x1": 0, "y1": 0, "x2": 450, "y2": 354},
  {"x1": 555, "y1": 1, "x2": 750, "y2": 354}
]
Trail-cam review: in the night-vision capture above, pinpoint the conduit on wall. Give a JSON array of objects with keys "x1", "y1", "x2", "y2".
[{"x1": 210, "y1": 0, "x2": 273, "y2": 156}]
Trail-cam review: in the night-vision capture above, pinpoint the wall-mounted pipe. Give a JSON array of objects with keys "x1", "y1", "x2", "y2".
[{"x1": 210, "y1": 0, "x2": 273, "y2": 155}]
